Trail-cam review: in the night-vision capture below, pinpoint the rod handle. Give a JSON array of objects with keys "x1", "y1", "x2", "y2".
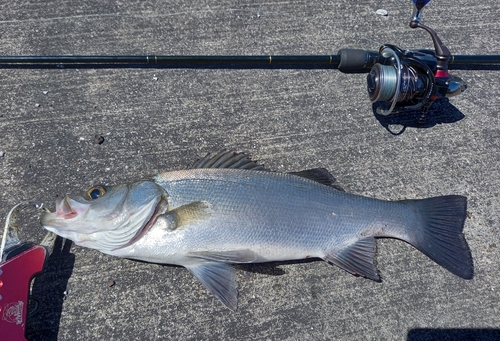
[{"x1": 338, "y1": 49, "x2": 384, "y2": 73}]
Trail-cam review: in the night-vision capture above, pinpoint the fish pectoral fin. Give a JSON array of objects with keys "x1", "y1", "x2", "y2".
[
  {"x1": 185, "y1": 260, "x2": 238, "y2": 311},
  {"x1": 323, "y1": 236, "x2": 380, "y2": 281},
  {"x1": 187, "y1": 249, "x2": 257, "y2": 263},
  {"x1": 167, "y1": 201, "x2": 213, "y2": 230}
]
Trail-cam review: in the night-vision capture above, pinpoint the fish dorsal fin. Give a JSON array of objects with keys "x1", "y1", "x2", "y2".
[
  {"x1": 289, "y1": 168, "x2": 344, "y2": 191},
  {"x1": 188, "y1": 150, "x2": 266, "y2": 170},
  {"x1": 323, "y1": 236, "x2": 380, "y2": 281},
  {"x1": 187, "y1": 150, "x2": 343, "y2": 189},
  {"x1": 185, "y1": 260, "x2": 238, "y2": 310}
]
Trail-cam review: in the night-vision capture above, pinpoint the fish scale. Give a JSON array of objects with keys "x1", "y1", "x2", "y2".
[{"x1": 154, "y1": 170, "x2": 358, "y2": 251}]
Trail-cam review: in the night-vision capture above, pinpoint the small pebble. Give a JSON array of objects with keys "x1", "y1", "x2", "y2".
[
  {"x1": 94, "y1": 134, "x2": 105, "y2": 145},
  {"x1": 376, "y1": 9, "x2": 388, "y2": 16},
  {"x1": 108, "y1": 280, "x2": 115, "y2": 287},
  {"x1": 0, "y1": 151, "x2": 4, "y2": 157},
  {"x1": 42, "y1": 91, "x2": 49, "y2": 95},
  {"x1": 35, "y1": 103, "x2": 40, "y2": 107}
]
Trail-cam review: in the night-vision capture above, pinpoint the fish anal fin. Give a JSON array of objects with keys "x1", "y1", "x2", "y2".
[
  {"x1": 167, "y1": 201, "x2": 213, "y2": 230},
  {"x1": 323, "y1": 236, "x2": 380, "y2": 281},
  {"x1": 185, "y1": 260, "x2": 238, "y2": 310},
  {"x1": 187, "y1": 249, "x2": 257, "y2": 263},
  {"x1": 290, "y1": 168, "x2": 344, "y2": 191}
]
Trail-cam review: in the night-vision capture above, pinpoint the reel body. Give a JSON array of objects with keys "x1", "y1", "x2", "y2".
[
  {"x1": 363, "y1": 0, "x2": 468, "y2": 115},
  {"x1": 366, "y1": 45, "x2": 464, "y2": 115}
]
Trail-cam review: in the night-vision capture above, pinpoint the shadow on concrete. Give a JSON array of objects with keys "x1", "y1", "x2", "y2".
[
  {"x1": 237, "y1": 258, "x2": 321, "y2": 276},
  {"x1": 407, "y1": 328, "x2": 500, "y2": 341},
  {"x1": 26, "y1": 238, "x2": 74, "y2": 341},
  {"x1": 372, "y1": 98, "x2": 465, "y2": 135}
]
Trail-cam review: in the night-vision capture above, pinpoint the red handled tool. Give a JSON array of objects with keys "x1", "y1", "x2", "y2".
[{"x1": 0, "y1": 201, "x2": 56, "y2": 341}]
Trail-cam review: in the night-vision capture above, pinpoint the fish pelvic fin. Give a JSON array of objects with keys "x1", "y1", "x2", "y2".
[
  {"x1": 401, "y1": 195, "x2": 473, "y2": 279},
  {"x1": 187, "y1": 249, "x2": 257, "y2": 263},
  {"x1": 185, "y1": 260, "x2": 238, "y2": 311},
  {"x1": 323, "y1": 236, "x2": 380, "y2": 281}
]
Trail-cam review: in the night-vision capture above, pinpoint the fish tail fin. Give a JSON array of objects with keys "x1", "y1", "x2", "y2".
[{"x1": 403, "y1": 195, "x2": 473, "y2": 279}]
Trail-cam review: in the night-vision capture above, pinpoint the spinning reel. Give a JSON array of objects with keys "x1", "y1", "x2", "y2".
[{"x1": 365, "y1": 0, "x2": 467, "y2": 115}]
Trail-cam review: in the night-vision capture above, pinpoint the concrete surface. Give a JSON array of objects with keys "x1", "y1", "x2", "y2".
[{"x1": 1, "y1": 1, "x2": 499, "y2": 340}]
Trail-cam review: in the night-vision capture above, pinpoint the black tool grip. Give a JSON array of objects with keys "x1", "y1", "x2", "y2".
[{"x1": 338, "y1": 49, "x2": 381, "y2": 73}]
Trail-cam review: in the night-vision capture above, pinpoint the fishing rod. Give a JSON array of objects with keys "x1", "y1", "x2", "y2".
[
  {"x1": 1, "y1": 53, "x2": 497, "y2": 69},
  {"x1": 1, "y1": 0, "x2": 499, "y2": 115}
]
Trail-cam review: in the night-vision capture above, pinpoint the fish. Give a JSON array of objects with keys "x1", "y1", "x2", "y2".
[{"x1": 41, "y1": 150, "x2": 474, "y2": 310}]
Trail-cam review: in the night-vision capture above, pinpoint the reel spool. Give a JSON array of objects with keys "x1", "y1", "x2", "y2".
[{"x1": 367, "y1": 46, "x2": 436, "y2": 115}]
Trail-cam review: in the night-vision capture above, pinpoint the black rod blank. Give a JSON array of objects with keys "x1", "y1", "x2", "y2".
[
  {"x1": 0, "y1": 53, "x2": 498, "y2": 70},
  {"x1": 0, "y1": 55, "x2": 342, "y2": 69},
  {"x1": 450, "y1": 55, "x2": 500, "y2": 65}
]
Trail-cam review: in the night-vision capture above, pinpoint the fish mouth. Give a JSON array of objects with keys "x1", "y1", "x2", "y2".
[
  {"x1": 114, "y1": 195, "x2": 169, "y2": 250},
  {"x1": 42, "y1": 196, "x2": 90, "y2": 222},
  {"x1": 54, "y1": 196, "x2": 79, "y2": 219}
]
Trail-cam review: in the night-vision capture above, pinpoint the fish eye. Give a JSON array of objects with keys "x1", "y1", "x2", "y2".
[{"x1": 87, "y1": 186, "x2": 106, "y2": 200}]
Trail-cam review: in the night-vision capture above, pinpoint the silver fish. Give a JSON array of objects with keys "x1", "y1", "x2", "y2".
[{"x1": 41, "y1": 151, "x2": 473, "y2": 310}]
